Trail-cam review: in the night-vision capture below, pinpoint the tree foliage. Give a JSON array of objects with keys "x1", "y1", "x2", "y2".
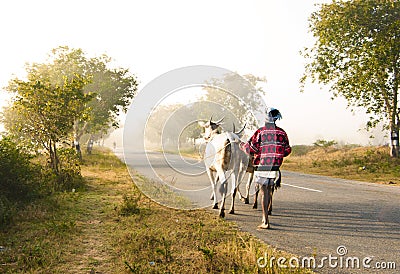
[
  {"x1": 3, "y1": 46, "x2": 138, "y2": 164},
  {"x1": 4, "y1": 74, "x2": 92, "y2": 172},
  {"x1": 301, "y1": 0, "x2": 400, "y2": 156},
  {"x1": 203, "y1": 73, "x2": 267, "y2": 131},
  {"x1": 313, "y1": 139, "x2": 338, "y2": 148},
  {"x1": 28, "y1": 46, "x2": 138, "y2": 143},
  {"x1": 143, "y1": 73, "x2": 268, "y2": 151},
  {"x1": 145, "y1": 104, "x2": 183, "y2": 146}
]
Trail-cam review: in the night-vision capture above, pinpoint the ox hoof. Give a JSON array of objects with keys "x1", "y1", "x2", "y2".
[
  {"x1": 268, "y1": 211, "x2": 272, "y2": 216},
  {"x1": 240, "y1": 197, "x2": 249, "y2": 204},
  {"x1": 229, "y1": 209, "x2": 235, "y2": 214},
  {"x1": 219, "y1": 211, "x2": 225, "y2": 218},
  {"x1": 212, "y1": 203, "x2": 218, "y2": 209},
  {"x1": 210, "y1": 194, "x2": 214, "y2": 200},
  {"x1": 252, "y1": 204, "x2": 258, "y2": 209}
]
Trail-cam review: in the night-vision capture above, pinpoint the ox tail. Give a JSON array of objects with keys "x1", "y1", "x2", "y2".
[
  {"x1": 275, "y1": 170, "x2": 282, "y2": 190},
  {"x1": 222, "y1": 139, "x2": 231, "y2": 171}
]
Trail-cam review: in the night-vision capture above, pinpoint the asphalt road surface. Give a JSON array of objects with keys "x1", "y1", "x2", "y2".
[{"x1": 119, "y1": 149, "x2": 400, "y2": 273}]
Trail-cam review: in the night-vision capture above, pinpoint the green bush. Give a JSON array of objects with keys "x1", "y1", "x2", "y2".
[
  {"x1": 0, "y1": 136, "x2": 41, "y2": 227},
  {"x1": 0, "y1": 195, "x2": 15, "y2": 227},
  {"x1": 0, "y1": 136, "x2": 39, "y2": 201},
  {"x1": 55, "y1": 148, "x2": 84, "y2": 191},
  {"x1": 0, "y1": 137, "x2": 85, "y2": 228},
  {"x1": 118, "y1": 194, "x2": 141, "y2": 216}
]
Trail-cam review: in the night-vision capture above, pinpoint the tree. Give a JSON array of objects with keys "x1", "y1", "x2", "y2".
[
  {"x1": 4, "y1": 74, "x2": 92, "y2": 173},
  {"x1": 301, "y1": 0, "x2": 400, "y2": 157},
  {"x1": 204, "y1": 73, "x2": 267, "y2": 131},
  {"x1": 28, "y1": 46, "x2": 138, "y2": 152},
  {"x1": 145, "y1": 104, "x2": 183, "y2": 148},
  {"x1": 313, "y1": 139, "x2": 338, "y2": 152}
]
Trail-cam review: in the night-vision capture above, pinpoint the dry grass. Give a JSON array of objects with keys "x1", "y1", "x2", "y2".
[
  {"x1": 0, "y1": 148, "x2": 312, "y2": 273},
  {"x1": 284, "y1": 146, "x2": 400, "y2": 185}
]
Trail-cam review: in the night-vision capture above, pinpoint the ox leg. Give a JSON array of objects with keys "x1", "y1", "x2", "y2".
[
  {"x1": 229, "y1": 172, "x2": 237, "y2": 214},
  {"x1": 268, "y1": 187, "x2": 275, "y2": 215},
  {"x1": 237, "y1": 172, "x2": 248, "y2": 203},
  {"x1": 231, "y1": 167, "x2": 247, "y2": 213},
  {"x1": 216, "y1": 168, "x2": 227, "y2": 218},
  {"x1": 207, "y1": 169, "x2": 218, "y2": 209},
  {"x1": 210, "y1": 175, "x2": 217, "y2": 200},
  {"x1": 253, "y1": 183, "x2": 260, "y2": 209},
  {"x1": 241, "y1": 172, "x2": 254, "y2": 204},
  {"x1": 237, "y1": 188, "x2": 245, "y2": 202},
  {"x1": 245, "y1": 172, "x2": 254, "y2": 204}
]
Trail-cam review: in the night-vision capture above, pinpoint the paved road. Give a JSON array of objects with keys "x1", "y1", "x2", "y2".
[
  {"x1": 119, "y1": 149, "x2": 400, "y2": 273},
  {"x1": 230, "y1": 171, "x2": 400, "y2": 273}
]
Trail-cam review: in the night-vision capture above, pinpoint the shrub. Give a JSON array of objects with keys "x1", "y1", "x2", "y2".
[
  {"x1": 0, "y1": 136, "x2": 39, "y2": 201},
  {"x1": 55, "y1": 148, "x2": 84, "y2": 191},
  {"x1": 0, "y1": 136, "x2": 41, "y2": 227},
  {"x1": 118, "y1": 194, "x2": 141, "y2": 216},
  {"x1": 313, "y1": 139, "x2": 337, "y2": 148},
  {"x1": 0, "y1": 195, "x2": 15, "y2": 227}
]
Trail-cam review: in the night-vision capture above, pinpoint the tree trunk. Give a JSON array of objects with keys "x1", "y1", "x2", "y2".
[
  {"x1": 74, "y1": 140, "x2": 82, "y2": 161},
  {"x1": 73, "y1": 120, "x2": 87, "y2": 160},
  {"x1": 49, "y1": 139, "x2": 55, "y2": 170},
  {"x1": 392, "y1": 54, "x2": 399, "y2": 157},
  {"x1": 48, "y1": 139, "x2": 59, "y2": 174},
  {"x1": 53, "y1": 142, "x2": 59, "y2": 174},
  {"x1": 390, "y1": 80, "x2": 399, "y2": 157},
  {"x1": 390, "y1": 128, "x2": 399, "y2": 158}
]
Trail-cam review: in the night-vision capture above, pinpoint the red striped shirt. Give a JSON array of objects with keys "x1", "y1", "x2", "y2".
[{"x1": 240, "y1": 122, "x2": 291, "y2": 171}]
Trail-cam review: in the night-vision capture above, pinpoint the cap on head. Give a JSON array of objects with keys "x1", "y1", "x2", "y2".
[{"x1": 266, "y1": 108, "x2": 282, "y2": 122}]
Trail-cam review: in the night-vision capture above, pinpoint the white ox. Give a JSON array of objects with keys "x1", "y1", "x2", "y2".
[{"x1": 198, "y1": 118, "x2": 248, "y2": 218}]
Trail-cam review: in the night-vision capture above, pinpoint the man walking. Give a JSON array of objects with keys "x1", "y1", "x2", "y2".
[{"x1": 239, "y1": 108, "x2": 291, "y2": 229}]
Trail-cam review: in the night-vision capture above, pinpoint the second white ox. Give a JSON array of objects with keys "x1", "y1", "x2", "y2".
[{"x1": 198, "y1": 118, "x2": 249, "y2": 218}]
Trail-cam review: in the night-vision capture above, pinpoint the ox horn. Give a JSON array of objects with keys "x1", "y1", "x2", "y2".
[
  {"x1": 234, "y1": 123, "x2": 246, "y2": 135},
  {"x1": 232, "y1": 122, "x2": 236, "y2": 133},
  {"x1": 214, "y1": 116, "x2": 224, "y2": 125}
]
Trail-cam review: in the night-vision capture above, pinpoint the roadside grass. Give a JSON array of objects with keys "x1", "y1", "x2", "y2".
[
  {"x1": 129, "y1": 170, "x2": 194, "y2": 210},
  {"x1": 1, "y1": 147, "x2": 312, "y2": 273},
  {"x1": 284, "y1": 145, "x2": 400, "y2": 185}
]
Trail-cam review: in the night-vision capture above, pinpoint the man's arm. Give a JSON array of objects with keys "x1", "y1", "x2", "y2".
[
  {"x1": 239, "y1": 129, "x2": 260, "y2": 155},
  {"x1": 283, "y1": 132, "x2": 291, "y2": 157}
]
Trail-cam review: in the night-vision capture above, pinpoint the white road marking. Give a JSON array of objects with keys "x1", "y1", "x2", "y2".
[{"x1": 282, "y1": 183, "x2": 323, "y2": 193}]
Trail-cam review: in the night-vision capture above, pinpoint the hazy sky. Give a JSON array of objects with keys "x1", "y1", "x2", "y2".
[{"x1": 0, "y1": 0, "x2": 387, "y2": 145}]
